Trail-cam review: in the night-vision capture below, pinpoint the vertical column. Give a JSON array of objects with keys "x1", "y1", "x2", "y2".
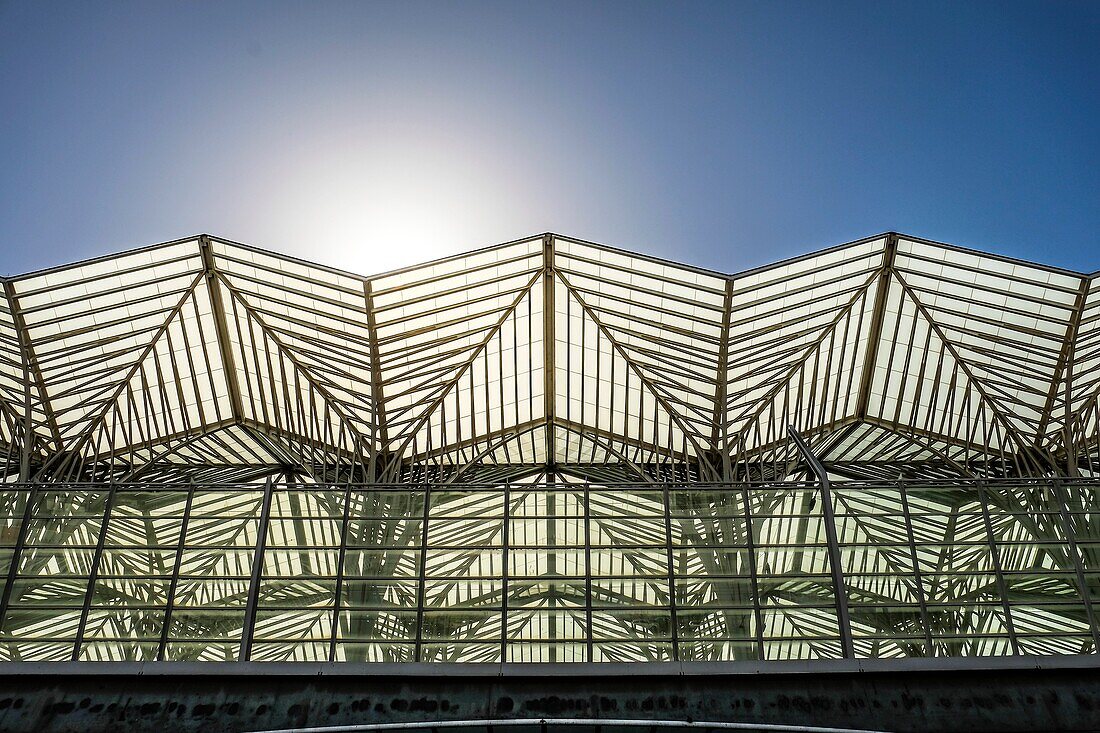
[
  {"x1": 897, "y1": 482, "x2": 935, "y2": 655},
  {"x1": 72, "y1": 484, "x2": 118, "y2": 660},
  {"x1": 855, "y1": 233, "x2": 898, "y2": 421},
  {"x1": 583, "y1": 480, "x2": 593, "y2": 663},
  {"x1": 328, "y1": 483, "x2": 354, "y2": 662},
  {"x1": 157, "y1": 482, "x2": 196, "y2": 661},
  {"x1": 976, "y1": 482, "x2": 1020, "y2": 655},
  {"x1": 740, "y1": 484, "x2": 766, "y2": 661},
  {"x1": 712, "y1": 278, "x2": 734, "y2": 479},
  {"x1": 239, "y1": 476, "x2": 274, "y2": 661},
  {"x1": 413, "y1": 480, "x2": 433, "y2": 662},
  {"x1": 16, "y1": 296, "x2": 31, "y2": 482},
  {"x1": 500, "y1": 479, "x2": 511, "y2": 663},
  {"x1": 662, "y1": 480, "x2": 680, "y2": 661},
  {"x1": 788, "y1": 426, "x2": 854, "y2": 658},
  {"x1": 363, "y1": 280, "x2": 388, "y2": 480},
  {"x1": 0, "y1": 486, "x2": 38, "y2": 637},
  {"x1": 1049, "y1": 479, "x2": 1100, "y2": 652},
  {"x1": 542, "y1": 234, "x2": 556, "y2": 467},
  {"x1": 546, "y1": 475, "x2": 557, "y2": 662},
  {"x1": 198, "y1": 235, "x2": 244, "y2": 422}
]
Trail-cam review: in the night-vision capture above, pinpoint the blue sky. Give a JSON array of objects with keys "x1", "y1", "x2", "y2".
[{"x1": 0, "y1": 0, "x2": 1096, "y2": 276}]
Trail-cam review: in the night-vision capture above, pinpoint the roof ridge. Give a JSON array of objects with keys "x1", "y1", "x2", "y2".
[{"x1": 4, "y1": 230, "x2": 1093, "y2": 282}]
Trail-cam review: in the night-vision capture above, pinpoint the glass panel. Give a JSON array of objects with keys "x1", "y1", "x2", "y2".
[{"x1": 0, "y1": 475, "x2": 1094, "y2": 661}]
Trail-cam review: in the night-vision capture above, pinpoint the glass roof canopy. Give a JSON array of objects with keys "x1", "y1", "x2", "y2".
[
  {"x1": 1, "y1": 231, "x2": 1097, "y2": 483},
  {"x1": 0, "y1": 232, "x2": 1098, "y2": 664}
]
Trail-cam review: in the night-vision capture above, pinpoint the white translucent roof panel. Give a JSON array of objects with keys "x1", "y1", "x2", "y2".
[
  {"x1": 867, "y1": 277, "x2": 1015, "y2": 457},
  {"x1": 725, "y1": 238, "x2": 886, "y2": 456},
  {"x1": 370, "y1": 237, "x2": 544, "y2": 460},
  {"x1": 411, "y1": 276, "x2": 545, "y2": 468},
  {"x1": 0, "y1": 295, "x2": 29, "y2": 448},
  {"x1": 891, "y1": 237, "x2": 1083, "y2": 443},
  {"x1": 7, "y1": 240, "x2": 233, "y2": 461},
  {"x1": 211, "y1": 240, "x2": 375, "y2": 457},
  {"x1": 0, "y1": 231, "x2": 1096, "y2": 479},
  {"x1": 555, "y1": 237, "x2": 725, "y2": 457},
  {"x1": 1059, "y1": 276, "x2": 1100, "y2": 452},
  {"x1": 90, "y1": 276, "x2": 235, "y2": 464}
]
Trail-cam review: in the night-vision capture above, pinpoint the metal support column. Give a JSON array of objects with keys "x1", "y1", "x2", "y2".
[
  {"x1": 328, "y1": 483, "x2": 354, "y2": 662},
  {"x1": 855, "y1": 233, "x2": 897, "y2": 421},
  {"x1": 199, "y1": 235, "x2": 244, "y2": 422},
  {"x1": 583, "y1": 480, "x2": 593, "y2": 662},
  {"x1": 72, "y1": 484, "x2": 118, "y2": 660},
  {"x1": 413, "y1": 480, "x2": 433, "y2": 662},
  {"x1": 240, "y1": 476, "x2": 274, "y2": 661},
  {"x1": 976, "y1": 482, "x2": 1020, "y2": 655},
  {"x1": 897, "y1": 483, "x2": 935, "y2": 655},
  {"x1": 542, "y1": 234, "x2": 556, "y2": 465},
  {"x1": 500, "y1": 479, "x2": 512, "y2": 663},
  {"x1": 0, "y1": 485, "x2": 39, "y2": 636},
  {"x1": 662, "y1": 480, "x2": 680, "y2": 661},
  {"x1": 788, "y1": 426, "x2": 854, "y2": 658},
  {"x1": 157, "y1": 482, "x2": 196, "y2": 661},
  {"x1": 1049, "y1": 479, "x2": 1100, "y2": 652},
  {"x1": 740, "y1": 483, "x2": 766, "y2": 661}
]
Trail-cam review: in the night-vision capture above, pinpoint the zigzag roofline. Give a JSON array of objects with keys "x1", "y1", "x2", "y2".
[{"x1": 6, "y1": 230, "x2": 1095, "y2": 283}]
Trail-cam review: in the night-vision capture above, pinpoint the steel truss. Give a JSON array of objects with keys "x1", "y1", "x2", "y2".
[{"x1": 0, "y1": 231, "x2": 1098, "y2": 663}]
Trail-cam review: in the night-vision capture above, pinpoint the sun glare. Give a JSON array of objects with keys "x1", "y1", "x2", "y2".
[
  {"x1": 309, "y1": 197, "x2": 459, "y2": 276},
  {"x1": 254, "y1": 111, "x2": 529, "y2": 278}
]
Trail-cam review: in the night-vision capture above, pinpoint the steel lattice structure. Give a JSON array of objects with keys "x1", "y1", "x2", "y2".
[{"x1": 0, "y1": 231, "x2": 1098, "y2": 664}]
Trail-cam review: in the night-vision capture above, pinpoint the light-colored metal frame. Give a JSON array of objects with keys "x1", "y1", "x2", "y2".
[{"x1": 0, "y1": 231, "x2": 1097, "y2": 664}]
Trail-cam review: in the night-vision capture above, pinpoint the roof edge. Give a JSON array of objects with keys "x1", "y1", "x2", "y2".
[{"x1": 4, "y1": 230, "x2": 1094, "y2": 283}]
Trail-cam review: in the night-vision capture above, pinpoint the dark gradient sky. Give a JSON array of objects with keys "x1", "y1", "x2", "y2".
[{"x1": 1, "y1": 0, "x2": 1097, "y2": 276}]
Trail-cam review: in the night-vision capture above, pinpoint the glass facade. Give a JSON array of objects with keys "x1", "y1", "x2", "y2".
[
  {"x1": 0, "y1": 478, "x2": 1097, "y2": 662},
  {"x1": 0, "y1": 231, "x2": 1097, "y2": 664}
]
